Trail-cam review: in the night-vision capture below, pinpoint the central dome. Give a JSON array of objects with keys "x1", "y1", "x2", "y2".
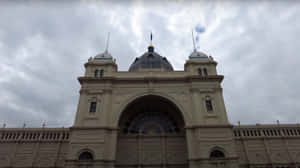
[{"x1": 129, "y1": 46, "x2": 173, "y2": 71}]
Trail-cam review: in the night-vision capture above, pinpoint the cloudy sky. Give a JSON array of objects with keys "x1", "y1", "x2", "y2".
[{"x1": 0, "y1": 0, "x2": 299, "y2": 128}]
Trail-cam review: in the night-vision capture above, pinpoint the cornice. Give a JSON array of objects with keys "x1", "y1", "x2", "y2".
[
  {"x1": 189, "y1": 88, "x2": 218, "y2": 93},
  {"x1": 185, "y1": 124, "x2": 234, "y2": 129},
  {"x1": 78, "y1": 75, "x2": 224, "y2": 85},
  {"x1": 233, "y1": 123, "x2": 300, "y2": 128},
  {"x1": 80, "y1": 88, "x2": 112, "y2": 94},
  {"x1": 184, "y1": 60, "x2": 218, "y2": 66},
  {"x1": 0, "y1": 127, "x2": 70, "y2": 131},
  {"x1": 70, "y1": 126, "x2": 119, "y2": 131},
  {"x1": 188, "y1": 156, "x2": 238, "y2": 161},
  {"x1": 84, "y1": 61, "x2": 117, "y2": 68}
]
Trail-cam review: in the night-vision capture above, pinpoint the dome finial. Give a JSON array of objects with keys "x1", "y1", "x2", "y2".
[{"x1": 148, "y1": 32, "x2": 154, "y2": 52}]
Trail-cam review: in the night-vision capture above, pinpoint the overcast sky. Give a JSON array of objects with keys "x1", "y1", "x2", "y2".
[{"x1": 0, "y1": 0, "x2": 299, "y2": 128}]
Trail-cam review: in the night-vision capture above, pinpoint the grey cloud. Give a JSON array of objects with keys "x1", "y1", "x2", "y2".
[
  {"x1": 208, "y1": 1, "x2": 300, "y2": 124},
  {"x1": 0, "y1": 1, "x2": 140, "y2": 127},
  {"x1": 0, "y1": 1, "x2": 300, "y2": 127}
]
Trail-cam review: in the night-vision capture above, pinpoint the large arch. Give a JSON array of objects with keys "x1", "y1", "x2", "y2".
[
  {"x1": 115, "y1": 95, "x2": 189, "y2": 168},
  {"x1": 113, "y1": 92, "x2": 190, "y2": 127}
]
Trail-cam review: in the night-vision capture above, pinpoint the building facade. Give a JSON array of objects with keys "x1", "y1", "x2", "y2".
[{"x1": 1, "y1": 45, "x2": 300, "y2": 168}]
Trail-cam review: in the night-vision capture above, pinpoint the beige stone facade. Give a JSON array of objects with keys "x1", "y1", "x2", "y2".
[{"x1": 0, "y1": 46, "x2": 300, "y2": 168}]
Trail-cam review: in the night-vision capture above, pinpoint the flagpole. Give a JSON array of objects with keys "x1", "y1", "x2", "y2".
[
  {"x1": 150, "y1": 32, "x2": 153, "y2": 46},
  {"x1": 192, "y1": 29, "x2": 196, "y2": 51},
  {"x1": 105, "y1": 32, "x2": 110, "y2": 52}
]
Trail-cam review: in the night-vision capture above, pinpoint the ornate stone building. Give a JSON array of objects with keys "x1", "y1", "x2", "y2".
[{"x1": 1, "y1": 44, "x2": 300, "y2": 168}]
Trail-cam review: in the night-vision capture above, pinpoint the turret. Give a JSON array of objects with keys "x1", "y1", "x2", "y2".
[
  {"x1": 184, "y1": 49, "x2": 218, "y2": 76},
  {"x1": 84, "y1": 50, "x2": 118, "y2": 78}
]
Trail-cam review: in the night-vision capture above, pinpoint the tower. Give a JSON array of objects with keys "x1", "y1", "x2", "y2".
[{"x1": 67, "y1": 40, "x2": 239, "y2": 167}]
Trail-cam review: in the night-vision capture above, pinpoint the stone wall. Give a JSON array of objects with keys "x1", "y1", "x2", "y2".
[
  {"x1": 234, "y1": 124, "x2": 300, "y2": 168},
  {"x1": 2, "y1": 125, "x2": 300, "y2": 168},
  {"x1": 0, "y1": 128, "x2": 69, "y2": 168}
]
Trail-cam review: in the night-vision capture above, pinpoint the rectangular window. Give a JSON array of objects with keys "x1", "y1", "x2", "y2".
[
  {"x1": 198, "y1": 68, "x2": 202, "y2": 76},
  {"x1": 205, "y1": 100, "x2": 213, "y2": 112},
  {"x1": 89, "y1": 102, "x2": 97, "y2": 113},
  {"x1": 94, "y1": 70, "x2": 98, "y2": 77},
  {"x1": 203, "y1": 68, "x2": 208, "y2": 76},
  {"x1": 99, "y1": 70, "x2": 104, "y2": 78}
]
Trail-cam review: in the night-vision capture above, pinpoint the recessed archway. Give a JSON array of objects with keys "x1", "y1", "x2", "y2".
[{"x1": 116, "y1": 95, "x2": 188, "y2": 168}]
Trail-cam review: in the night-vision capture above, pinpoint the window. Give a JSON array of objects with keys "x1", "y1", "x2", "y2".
[
  {"x1": 94, "y1": 70, "x2": 99, "y2": 77},
  {"x1": 205, "y1": 98, "x2": 213, "y2": 112},
  {"x1": 210, "y1": 150, "x2": 225, "y2": 159},
  {"x1": 122, "y1": 111, "x2": 180, "y2": 135},
  {"x1": 79, "y1": 151, "x2": 93, "y2": 161},
  {"x1": 198, "y1": 68, "x2": 202, "y2": 76},
  {"x1": 203, "y1": 68, "x2": 208, "y2": 76},
  {"x1": 89, "y1": 102, "x2": 97, "y2": 113},
  {"x1": 99, "y1": 69, "x2": 104, "y2": 78}
]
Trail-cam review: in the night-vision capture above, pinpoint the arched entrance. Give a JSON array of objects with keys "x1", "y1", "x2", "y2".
[{"x1": 116, "y1": 95, "x2": 188, "y2": 168}]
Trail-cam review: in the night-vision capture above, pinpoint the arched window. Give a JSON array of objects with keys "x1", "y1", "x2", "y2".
[
  {"x1": 203, "y1": 68, "x2": 208, "y2": 76},
  {"x1": 99, "y1": 69, "x2": 104, "y2": 78},
  {"x1": 122, "y1": 111, "x2": 180, "y2": 135},
  {"x1": 94, "y1": 69, "x2": 99, "y2": 77},
  {"x1": 210, "y1": 150, "x2": 225, "y2": 159},
  {"x1": 79, "y1": 151, "x2": 94, "y2": 161},
  {"x1": 197, "y1": 68, "x2": 202, "y2": 76}
]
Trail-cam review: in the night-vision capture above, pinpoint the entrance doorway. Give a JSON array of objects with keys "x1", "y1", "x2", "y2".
[{"x1": 116, "y1": 95, "x2": 188, "y2": 168}]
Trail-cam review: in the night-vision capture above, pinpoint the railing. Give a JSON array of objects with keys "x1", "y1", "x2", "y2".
[
  {"x1": 233, "y1": 125, "x2": 300, "y2": 138},
  {"x1": 0, "y1": 128, "x2": 70, "y2": 142}
]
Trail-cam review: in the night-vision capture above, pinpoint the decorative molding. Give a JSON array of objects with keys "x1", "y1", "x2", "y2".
[
  {"x1": 199, "y1": 88, "x2": 215, "y2": 93},
  {"x1": 205, "y1": 114, "x2": 217, "y2": 118},
  {"x1": 70, "y1": 126, "x2": 119, "y2": 131},
  {"x1": 78, "y1": 75, "x2": 224, "y2": 84},
  {"x1": 185, "y1": 124, "x2": 234, "y2": 129},
  {"x1": 188, "y1": 156, "x2": 239, "y2": 161},
  {"x1": 87, "y1": 90, "x2": 104, "y2": 94}
]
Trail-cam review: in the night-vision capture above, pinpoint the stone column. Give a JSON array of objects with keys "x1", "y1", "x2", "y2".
[{"x1": 186, "y1": 127, "x2": 199, "y2": 168}]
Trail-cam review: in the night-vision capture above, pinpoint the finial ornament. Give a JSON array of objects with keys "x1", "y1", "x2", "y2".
[
  {"x1": 23, "y1": 122, "x2": 26, "y2": 128},
  {"x1": 147, "y1": 32, "x2": 154, "y2": 52},
  {"x1": 2, "y1": 123, "x2": 6, "y2": 128},
  {"x1": 105, "y1": 32, "x2": 110, "y2": 53},
  {"x1": 192, "y1": 29, "x2": 196, "y2": 51},
  {"x1": 42, "y1": 122, "x2": 46, "y2": 128}
]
